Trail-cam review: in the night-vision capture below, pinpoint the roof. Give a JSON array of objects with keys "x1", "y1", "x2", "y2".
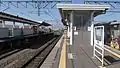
[
  {"x1": 0, "y1": 12, "x2": 40, "y2": 25},
  {"x1": 57, "y1": 4, "x2": 109, "y2": 10},
  {"x1": 39, "y1": 21, "x2": 51, "y2": 26},
  {"x1": 57, "y1": 4, "x2": 110, "y2": 26},
  {"x1": 110, "y1": 21, "x2": 120, "y2": 25},
  {"x1": 94, "y1": 20, "x2": 120, "y2": 26}
]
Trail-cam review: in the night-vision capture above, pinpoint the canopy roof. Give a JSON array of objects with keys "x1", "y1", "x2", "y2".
[
  {"x1": 57, "y1": 4, "x2": 110, "y2": 26},
  {"x1": 0, "y1": 12, "x2": 40, "y2": 25},
  {"x1": 94, "y1": 20, "x2": 120, "y2": 26},
  {"x1": 39, "y1": 21, "x2": 51, "y2": 26},
  {"x1": 57, "y1": 4, "x2": 109, "y2": 11}
]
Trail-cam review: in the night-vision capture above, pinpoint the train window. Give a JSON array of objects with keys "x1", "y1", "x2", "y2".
[
  {"x1": 111, "y1": 24, "x2": 120, "y2": 38},
  {"x1": 111, "y1": 30, "x2": 120, "y2": 38}
]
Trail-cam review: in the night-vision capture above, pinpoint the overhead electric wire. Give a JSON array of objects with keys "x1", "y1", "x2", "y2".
[
  {"x1": 47, "y1": 9, "x2": 61, "y2": 25},
  {"x1": 0, "y1": 0, "x2": 68, "y2": 25},
  {"x1": 0, "y1": 1, "x2": 46, "y2": 22}
]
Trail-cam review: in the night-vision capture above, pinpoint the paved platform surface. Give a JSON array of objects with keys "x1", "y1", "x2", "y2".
[
  {"x1": 67, "y1": 30, "x2": 120, "y2": 68},
  {"x1": 67, "y1": 31, "x2": 98, "y2": 68},
  {"x1": 40, "y1": 35, "x2": 64, "y2": 68},
  {"x1": 40, "y1": 30, "x2": 120, "y2": 68}
]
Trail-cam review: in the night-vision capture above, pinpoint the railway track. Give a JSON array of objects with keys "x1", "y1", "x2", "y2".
[
  {"x1": 0, "y1": 35, "x2": 61, "y2": 68},
  {"x1": 0, "y1": 34, "x2": 53, "y2": 59},
  {"x1": 0, "y1": 49, "x2": 31, "y2": 68},
  {"x1": 0, "y1": 34, "x2": 54, "y2": 68},
  {"x1": 4, "y1": 37, "x2": 57, "y2": 68},
  {"x1": 0, "y1": 49, "x2": 22, "y2": 60},
  {"x1": 22, "y1": 36, "x2": 60, "y2": 68}
]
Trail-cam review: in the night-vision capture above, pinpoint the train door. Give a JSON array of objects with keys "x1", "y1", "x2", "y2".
[{"x1": 93, "y1": 26, "x2": 104, "y2": 66}]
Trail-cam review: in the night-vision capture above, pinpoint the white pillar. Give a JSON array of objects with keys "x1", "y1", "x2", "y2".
[
  {"x1": 13, "y1": 21, "x2": 15, "y2": 28},
  {"x1": 66, "y1": 19, "x2": 70, "y2": 38},
  {"x1": 91, "y1": 24, "x2": 94, "y2": 46},
  {"x1": 90, "y1": 11, "x2": 95, "y2": 46},
  {"x1": 67, "y1": 25, "x2": 70, "y2": 38},
  {"x1": 70, "y1": 11, "x2": 74, "y2": 45},
  {"x1": 70, "y1": 22, "x2": 73, "y2": 45},
  {"x1": 2, "y1": 20, "x2": 5, "y2": 27}
]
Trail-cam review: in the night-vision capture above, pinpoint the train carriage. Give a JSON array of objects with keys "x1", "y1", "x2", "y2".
[{"x1": 94, "y1": 21, "x2": 120, "y2": 50}]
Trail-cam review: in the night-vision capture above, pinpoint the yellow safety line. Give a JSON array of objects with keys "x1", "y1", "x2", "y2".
[{"x1": 59, "y1": 32, "x2": 66, "y2": 68}]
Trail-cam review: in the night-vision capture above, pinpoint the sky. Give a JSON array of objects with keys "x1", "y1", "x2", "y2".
[
  {"x1": 0, "y1": 0, "x2": 64, "y2": 29},
  {"x1": 73, "y1": 0, "x2": 84, "y2": 4},
  {"x1": 1, "y1": 0, "x2": 120, "y2": 29}
]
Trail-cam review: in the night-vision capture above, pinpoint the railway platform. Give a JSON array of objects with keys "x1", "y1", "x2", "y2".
[
  {"x1": 40, "y1": 3, "x2": 120, "y2": 68},
  {"x1": 40, "y1": 32, "x2": 64, "y2": 68},
  {"x1": 57, "y1": 31, "x2": 120, "y2": 68},
  {"x1": 1, "y1": 3, "x2": 120, "y2": 68},
  {"x1": 40, "y1": 31, "x2": 100, "y2": 68},
  {"x1": 58, "y1": 31, "x2": 120, "y2": 68},
  {"x1": 65, "y1": 31, "x2": 120, "y2": 68},
  {"x1": 40, "y1": 30, "x2": 120, "y2": 68}
]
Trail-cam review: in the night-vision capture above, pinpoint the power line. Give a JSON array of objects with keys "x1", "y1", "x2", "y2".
[
  {"x1": 0, "y1": 0, "x2": 71, "y2": 16},
  {"x1": 46, "y1": 9, "x2": 60, "y2": 25}
]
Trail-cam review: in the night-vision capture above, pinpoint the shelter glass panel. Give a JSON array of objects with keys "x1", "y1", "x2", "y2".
[
  {"x1": 95, "y1": 27, "x2": 103, "y2": 41},
  {"x1": 74, "y1": 15, "x2": 84, "y2": 30}
]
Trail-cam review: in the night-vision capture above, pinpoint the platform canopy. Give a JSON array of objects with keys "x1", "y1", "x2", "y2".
[
  {"x1": 39, "y1": 21, "x2": 51, "y2": 26},
  {"x1": 57, "y1": 4, "x2": 110, "y2": 26},
  {"x1": 0, "y1": 12, "x2": 40, "y2": 25},
  {"x1": 57, "y1": 4, "x2": 110, "y2": 45}
]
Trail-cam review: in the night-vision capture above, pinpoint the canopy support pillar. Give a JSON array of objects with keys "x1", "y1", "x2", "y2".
[
  {"x1": 70, "y1": 11, "x2": 74, "y2": 45},
  {"x1": 67, "y1": 24, "x2": 70, "y2": 38},
  {"x1": 91, "y1": 11, "x2": 95, "y2": 46}
]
